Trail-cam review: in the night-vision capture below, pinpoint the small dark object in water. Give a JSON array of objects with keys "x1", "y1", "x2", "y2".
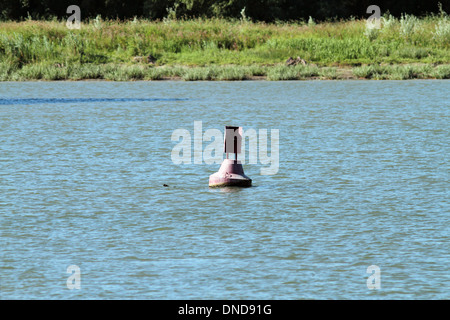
[{"x1": 163, "y1": 184, "x2": 169, "y2": 187}]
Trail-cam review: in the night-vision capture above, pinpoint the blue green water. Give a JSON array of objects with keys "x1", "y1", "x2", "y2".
[{"x1": 1, "y1": 80, "x2": 449, "y2": 299}]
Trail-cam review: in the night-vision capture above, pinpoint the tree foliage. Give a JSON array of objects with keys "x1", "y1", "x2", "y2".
[{"x1": 1, "y1": 0, "x2": 449, "y2": 21}]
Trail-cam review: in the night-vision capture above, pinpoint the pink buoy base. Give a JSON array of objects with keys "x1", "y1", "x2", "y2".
[{"x1": 209, "y1": 159, "x2": 252, "y2": 188}]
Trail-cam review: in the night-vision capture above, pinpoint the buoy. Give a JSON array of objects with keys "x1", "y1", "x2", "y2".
[{"x1": 209, "y1": 126, "x2": 252, "y2": 188}]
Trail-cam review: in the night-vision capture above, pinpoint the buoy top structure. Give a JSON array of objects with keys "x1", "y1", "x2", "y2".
[{"x1": 209, "y1": 126, "x2": 252, "y2": 188}]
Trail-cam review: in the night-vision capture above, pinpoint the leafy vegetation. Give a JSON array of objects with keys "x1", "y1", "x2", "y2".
[{"x1": 0, "y1": 12, "x2": 449, "y2": 80}]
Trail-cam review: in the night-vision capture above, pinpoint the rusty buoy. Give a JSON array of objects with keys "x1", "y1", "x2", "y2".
[{"x1": 209, "y1": 126, "x2": 252, "y2": 188}]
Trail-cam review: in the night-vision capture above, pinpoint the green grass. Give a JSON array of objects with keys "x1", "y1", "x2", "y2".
[
  {"x1": 352, "y1": 64, "x2": 450, "y2": 79},
  {"x1": 2, "y1": 62, "x2": 448, "y2": 81},
  {"x1": 0, "y1": 15, "x2": 449, "y2": 80}
]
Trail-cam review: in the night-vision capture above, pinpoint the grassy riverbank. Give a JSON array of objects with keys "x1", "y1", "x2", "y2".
[{"x1": 1, "y1": 14, "x2": 449, "y2": 80}]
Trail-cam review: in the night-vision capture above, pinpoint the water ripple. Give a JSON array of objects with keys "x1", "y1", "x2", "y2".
[{"x1": 0, "y1": 97, "x2": 189, "y2": 105}]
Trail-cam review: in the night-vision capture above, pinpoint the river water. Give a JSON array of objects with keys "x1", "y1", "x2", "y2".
[{"x1": 1, "y1": 80, "x2": 449, "y2": 299}]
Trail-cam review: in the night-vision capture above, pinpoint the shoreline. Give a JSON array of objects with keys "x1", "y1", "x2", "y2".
[{"x1": 1, "y1": 64, "x2": 449, "y2": 81}]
